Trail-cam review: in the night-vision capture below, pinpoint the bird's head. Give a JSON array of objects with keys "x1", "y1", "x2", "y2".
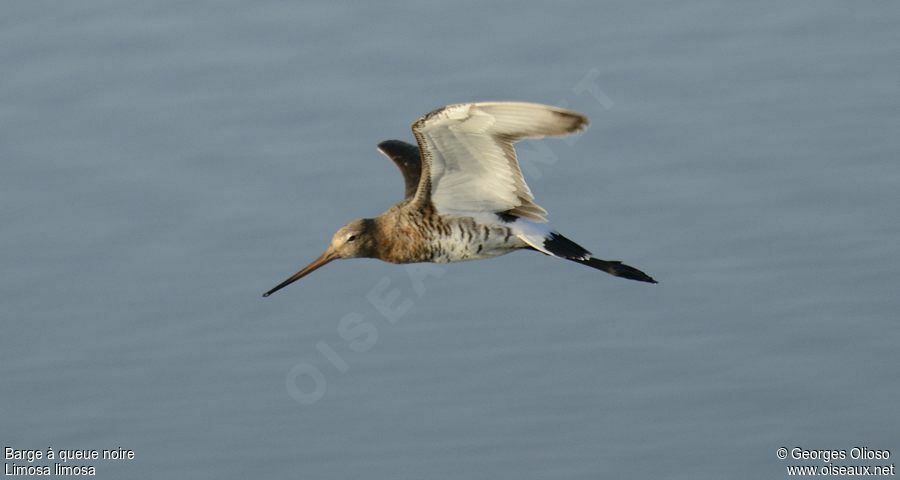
[
  {"x1": 328, "y1": 218, "x2": 376, "y2": 259},
  {"x1": 262, "y1": 218, "x2": 375, "y2": 297}
]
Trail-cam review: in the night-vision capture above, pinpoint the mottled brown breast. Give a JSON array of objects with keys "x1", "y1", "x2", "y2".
[{"x1": 371, "y1": 204, "x2": 434, "y2": 263}]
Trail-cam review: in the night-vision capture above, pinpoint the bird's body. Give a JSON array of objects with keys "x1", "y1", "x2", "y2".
[
  {"x1": 263, "y1": 102, "x2": 656, "y2": 297},
  {"x1": 373, "y1": 204, "x2": 523, "y2": 264}
]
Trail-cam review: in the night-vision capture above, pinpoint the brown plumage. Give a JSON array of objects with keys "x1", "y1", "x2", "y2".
[{"x1": 263, "y1": 102, "x2": 656, "y2": 297}]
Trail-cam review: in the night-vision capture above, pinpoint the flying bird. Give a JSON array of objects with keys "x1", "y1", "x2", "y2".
[{"x1": 263, "y1": 102, "x2": 656, "y2": 297}]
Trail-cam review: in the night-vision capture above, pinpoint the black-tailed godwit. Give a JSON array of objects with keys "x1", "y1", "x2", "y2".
[{"x1": 263, "y1": 102, "x2": 656, "y2": 297}]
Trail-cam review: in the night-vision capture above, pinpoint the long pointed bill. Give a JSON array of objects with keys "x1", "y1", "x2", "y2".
[{"x1": 262, "y1": 250, "x2": 338, "y2": 297}]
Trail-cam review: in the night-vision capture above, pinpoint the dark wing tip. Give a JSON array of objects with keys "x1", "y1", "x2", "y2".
[
  {"x1": 553, "y1": 109, "x2": 589, "y2": 134},
  {"x1": 377, "y1": 140, "x2": 420, "y2": 164},
  {"x1": 377, "y1": 139, "x2": 415, "y2": 152},
  {"x1": 376, "y1": 139, "x2": 422, "y2": 199}
]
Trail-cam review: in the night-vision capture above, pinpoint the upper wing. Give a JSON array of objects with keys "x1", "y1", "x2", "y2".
[
  {"x1": 410, "y1": 102, "x2": 588, "y2": 222},
  {"x1": 377, "y1": 140, "x2": 422, "y2": 199}
]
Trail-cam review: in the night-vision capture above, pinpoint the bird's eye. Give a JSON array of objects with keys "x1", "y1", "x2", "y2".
[{"x1": 347, "y1": 235, "x2": 357, "y2": 242}]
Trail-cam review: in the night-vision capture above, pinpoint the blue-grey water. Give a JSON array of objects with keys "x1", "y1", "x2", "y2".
[{"x1": 2, "y1": 2, "x2": 898, "y2": 479}]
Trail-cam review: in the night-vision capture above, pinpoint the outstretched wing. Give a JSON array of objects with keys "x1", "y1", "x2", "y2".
[
  {"x1": 377, "y1": 140, "x2": 422, "y2": 199},
  {"x1": 410, "y1": 102, "x2": 588, "y2": 222}
]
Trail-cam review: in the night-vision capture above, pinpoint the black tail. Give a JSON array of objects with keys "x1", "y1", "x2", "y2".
[
  {"x1": 572, "y1": 257, "x2": 658, "y2": 284},
  {"x1": 542, "y1": 232, "x2": 657, "y2": 284}
]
